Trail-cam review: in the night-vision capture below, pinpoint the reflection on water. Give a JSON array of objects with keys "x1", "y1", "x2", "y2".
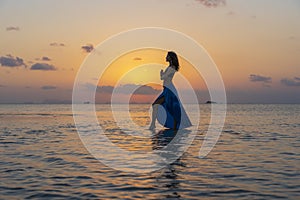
[
  {"x1": 152, "y1": 129, "x2": 179, "y2": 150},
  {"x1": 152, "y1": 129, "x2": 186, "y2": 199},
  {"x1": 0, "y1": 104, "x2": 299, "y2": 199}
]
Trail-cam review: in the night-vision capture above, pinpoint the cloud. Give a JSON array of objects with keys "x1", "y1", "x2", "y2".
[
  {"x1": 41, "y1": 56, "x2": 51, "y2": 61},
  {"x1": 195, "y1": 0, "x2": 226, "y2": 7},
  {"x1": 84, "y1": 83, "x2": 113, "y2": 93},
  {"x1": 281, "y1": 77, "x2": 300, "y2": 87},
  {"x1": 130, "y1": 84, "x2": 160, "y2": 95},
  {"x1": 41, "y1": 85, "x2": 57, "y2": 90},
  {"x1": 0, "y1": 55, "x2": 26, "y2": 67},
  {"x1": 35, "y1": 56, "x2": 51, "y2": 61},
  {"x1": 50, "y1": 42, "x2": 65, "y2": 47},
  {"x1": 6, "y1": 26, "x2": 20, "y2": 31},
  {"x1": 227, "y1": 11, "x2": 235, "y2": 16},
  {"x1": 86, "y1": 83, "x2": 160, "y2": 95},
  {"x1": 81, "y1": 44, "x2": 94, "y2": 53},
  {"x1": 249, "y1": 74, "x2": 272, "y2": 83},
  {"x1": 288, "y1": 36, "x2": 296, "y2": 40},
  {"x1": 112, "y1": 84, "x2": 159, "y2": 95},
  {"x1": 30, "y1": 63, "x2": 57, "y2": 71},
  {"x1": 96, "y1": 85, "x2": 114, "y2": 93},
  {"x1": 0, "y1": 84, "x2": 6, "y2": 87},
  {"x1": 133, "y1": 57, "x2": 142, "y2": 61}
]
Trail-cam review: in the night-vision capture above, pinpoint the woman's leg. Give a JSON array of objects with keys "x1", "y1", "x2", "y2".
[
  {"x1": 172, "y1": 102, "x2": 180, "y2": 130},
  {"x1": 149, "y1": 96, "x2": 165, "y2": 129},
  {"x1": 173, "y1": 119, "x2": 178, "y2": 130}
]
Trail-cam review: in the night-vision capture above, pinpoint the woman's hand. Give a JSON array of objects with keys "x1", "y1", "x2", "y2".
[{"x1": 160, "y1": 69, "x2": 164, "y2": 80}]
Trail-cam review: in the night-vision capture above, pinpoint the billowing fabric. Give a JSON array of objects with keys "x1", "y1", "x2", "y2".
[{"x1": 155, "y1": 83, "x2": 192, "y2": 129}]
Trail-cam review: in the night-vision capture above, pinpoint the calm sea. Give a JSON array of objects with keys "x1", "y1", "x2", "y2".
[{"x1": 0, "y1": 104, "x2": 299, "y2": 199}]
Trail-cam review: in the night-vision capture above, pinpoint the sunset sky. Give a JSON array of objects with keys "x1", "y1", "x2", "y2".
[{"x1": 0, "y1": 0, "x2": 299, "y2": 103}]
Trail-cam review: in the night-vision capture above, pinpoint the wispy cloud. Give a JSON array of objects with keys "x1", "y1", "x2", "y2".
[
  {"x1": 6, "y1": 26, "x2": 20, "y2": 31},
  {"x1": 30, "y1": 63, "x2": 57, "y2": 71},
  {"x1": 281, "y1": 77, "x2": 300, "y2": 87},
  {"x1": 35, "y1": 56, "x2": 51, "y2": 61},
  {"x1": 227, "y1": 11, "x2": 235, "y2": 16},
  {"x1": 120, "y1": 84, "x2": 160, "y2": 95},
  {"x1": 249, "y1": 74, "x2": 272, "y2": 83},
  {"x1": 86, "y1": 83, "x2": 159, "y2": 95},
  {"x1": 41, "y1": 85, "x2": 57, "y2": 90},
  {"x1": 0, "y1": 84, "x2": 6, "y2": 87},
  {"x1": 50, "y1": 42, "x2": 65, "y2": 47},
  {"x1": 84, "y1": 83, "x2": 113, "y2": 93},
  {"x1": 0, "y1": 55, "x2": 26, "y2": 67},
  {"x1": 288, "y1": 36, "x2": 296, "y2": 40},
  {"x1": 195, "y1": 0, "x2": 226, "y2": 7},
  {"x1": 137, "y1": 85, "x2": 160, "y2": 94},
  {"x1": 41, "y1": 56, "x2": 51, "y2": 61},
  {"x1": 81, "y1": 44, "x2": 94, "y2": 53},
  {"x1": 96, "y1": 85, "x2": 114, "y2": 93}
]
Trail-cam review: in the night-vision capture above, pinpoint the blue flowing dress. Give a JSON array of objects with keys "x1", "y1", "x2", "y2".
[{"x1": 155, "y1": 67, "x2": 192, "y2": 129}]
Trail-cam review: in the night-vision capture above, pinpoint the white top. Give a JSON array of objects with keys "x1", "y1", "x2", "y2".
[{"x1": 160, "y1": 66, "x2": 176, "y2": 86}]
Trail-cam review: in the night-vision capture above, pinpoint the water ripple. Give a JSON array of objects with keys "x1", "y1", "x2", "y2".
[{"x1": 0, "y1": 104, "x2": 299, "y2": 199}]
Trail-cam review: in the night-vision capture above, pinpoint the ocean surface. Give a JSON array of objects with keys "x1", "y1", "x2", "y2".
[{"x1": 0, "y1": 104, "x2": 299, "y2": 199}]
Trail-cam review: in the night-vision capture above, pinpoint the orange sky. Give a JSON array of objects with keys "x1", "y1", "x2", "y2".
[
  {"x1": 0, "y1": 0, "x2": 299, "y2": 103},
  {"x1": 98, "y1": 49, "x2": 205, "y2": 88}
]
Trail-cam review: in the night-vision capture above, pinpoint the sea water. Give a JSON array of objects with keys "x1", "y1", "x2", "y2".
[{"x1": 0, "y1": 104, "x2": 299, "y2": 199}]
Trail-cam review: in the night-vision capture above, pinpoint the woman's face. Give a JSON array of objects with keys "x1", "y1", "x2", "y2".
[{"x1": 166, "y1": 54, "x2": 170, "y2": 62}]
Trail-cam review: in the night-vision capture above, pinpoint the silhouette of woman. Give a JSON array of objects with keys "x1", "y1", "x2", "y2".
[{"x1": 149, "y1": 51, "x2": 192, "y2": 130}]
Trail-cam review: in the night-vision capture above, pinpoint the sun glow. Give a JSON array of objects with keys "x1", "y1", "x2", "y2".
[{"x1": 97, "y1": 48, "x2": 207, "y2": 91}]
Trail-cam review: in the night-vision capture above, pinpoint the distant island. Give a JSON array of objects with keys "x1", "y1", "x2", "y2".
[{"x1": 205, "y1": 101, "x2": 217, "y2": 104}]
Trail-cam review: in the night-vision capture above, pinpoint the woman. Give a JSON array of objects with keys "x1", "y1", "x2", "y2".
[{"x1": 149, "y1": 51, "x2": 192, "y2": 130}]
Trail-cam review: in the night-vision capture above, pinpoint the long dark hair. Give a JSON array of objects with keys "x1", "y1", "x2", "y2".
[{"x1": 168, "y1": 51, "x2": 179, "y2": 71}]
